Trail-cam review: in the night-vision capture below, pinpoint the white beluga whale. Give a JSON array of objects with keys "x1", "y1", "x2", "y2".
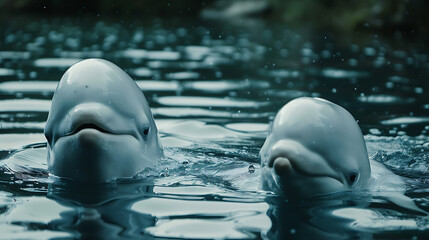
[
  {"x1": 44, "y1": 58, "x2": 163, "y2": 183},
  {"x1": 260, "y1": 97, "x2": 427, "y2": 215},
  {"x1": 260, "y1": 97, "x2": 371, "y2": 199}
]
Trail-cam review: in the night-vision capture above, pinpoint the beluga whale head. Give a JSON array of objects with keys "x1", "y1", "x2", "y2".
[
  {"x1": 44, "y1": 59, "x2": 163, "y2": 183},
  {"x1": 260, "y1": 97, "x2": 370, "y2": 200}
]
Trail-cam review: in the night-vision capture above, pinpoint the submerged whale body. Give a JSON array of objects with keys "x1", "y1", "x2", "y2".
[
  {"x1": 260, "y1": 97, "x2": 371, "y2": 199},
  {"x1": 44, "y1": 59, "x2": 163, "y2": 183}
]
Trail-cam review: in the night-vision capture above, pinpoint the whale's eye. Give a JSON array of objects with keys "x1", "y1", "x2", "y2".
[
  {"x1": 349, "y1": 172, "x2": 358, "y2": 184},
  {"x1": 143, "y1": 128, "x2": 149, "y2": 136}
]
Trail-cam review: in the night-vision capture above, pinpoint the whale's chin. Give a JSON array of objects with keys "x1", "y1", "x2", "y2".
[{"x1": 47, "y1": 132, "x2": 149, "y2": 183}]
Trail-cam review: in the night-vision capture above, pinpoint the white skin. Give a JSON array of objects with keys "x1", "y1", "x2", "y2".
[
  {"x1": 44, "y1": 59, "x2": 163, "y2": 183},
  {"x1": 260, "y1": 97, "x2": 371, "y2": 200}
]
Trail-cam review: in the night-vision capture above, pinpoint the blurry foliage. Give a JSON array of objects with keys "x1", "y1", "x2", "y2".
[
  {"x1": 0, "y1": 0, "x2": 213, "y2": 17},
  {"x1": 0, "y1": 0, "x2": 427, "y2": 35},
  {"x1": 269, "y1": 0, "x2": 429, "y2": 34}
]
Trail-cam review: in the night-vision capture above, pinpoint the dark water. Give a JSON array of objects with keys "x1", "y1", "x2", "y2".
[{"x1": 0, "y1": 17, "x2": 428, "y2": 239}]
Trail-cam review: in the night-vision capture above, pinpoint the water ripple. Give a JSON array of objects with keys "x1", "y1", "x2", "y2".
[
  {"x1": 0, "y1": 81, "x2": 57, "y2": 93},
  {"x1": 136, "y1": 80, "x2": 179, "y2": 92},
  {"x1": 133, "y1": 67, "x2": 154, "y2": 77},
  {"x1": 153, "y1": 107, "x2": 231, "y2": 118},
  {"x1": 0, "y1": 99, "x2": 51, "y2": 112},
  {"x1": 0, "y1": 121, "x2": 45, "y2": 130},
  {"x1": 224, "y1": 123, "x2": 268, "y2": 133},
  {"x1": 186, "y1": 80, "x2": 269, "y2": 93},
  {"x1": 357, "y1": 94, "x2": 415, "y2": 104},
  {"x1": 0, "y1": 51, "x2": 31, "y2": 59},
  {"x1": 0, "y1": 134, "x2": 46, "y2": 150},
  {"x1": 156, "y1": 96, "x2": 268, "y2": 108},
  {"x1": 165, "y1": 71, "x2": 200, "y2": 80},
  {"x1": 34, "y1": 58, "x2": 82, "y2": 68},
  {"x1": 322, "y1": 68, "x2": 370, "y2": 79},
  {"x1": 381, "y1": 116, "x2": 429, "y2": 125},
  {"x1": 0, "y1": 80, "x2": 178, "y2": 93},
  {"x1": 0, "y1": 68, "x2": 15, "y2": 76},
  {"x1": 120, "y1": 49, "x2": 181, "y2": 60}
]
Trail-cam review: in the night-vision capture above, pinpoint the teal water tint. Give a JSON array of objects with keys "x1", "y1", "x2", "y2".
[{"x1": 0, "y1": 17, "x2": 428, "y2": 239}]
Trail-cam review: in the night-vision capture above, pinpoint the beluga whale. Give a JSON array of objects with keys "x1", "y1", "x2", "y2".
[
  {"x1": 260, "y1": 97, "x2": 371, "y2": 200},
  {"x1": 260, "y1": 97, "x2": 427, "y2": 237},
  {"x1": 44, "y1": 58, "x2": 163, "y2": 183}
]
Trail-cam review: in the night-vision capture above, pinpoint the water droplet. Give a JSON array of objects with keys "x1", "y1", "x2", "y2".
[
  {"x1": 364, "y1": 47, "x2": 376, "y2": 56},
  {"x1": 159, "y1": 168, "x2": 169, "y2": 177},
  {"x1": 29, "y1": 71, "x2": 38, "y2": 78},
  {"x1": 248, "y1": 164, "x2": 255, "y2": 173},
  {"x1": 385, "y1": 82, "x2": 394, "y2": 88},
  {"x1": 369, "y1": 128, "x2": 381, "y2": 135},
  {"x1": 389, "y1": 129, "x2": 397, "y2": 135},
  {"x1": 397, "y1": 131, "x2": 406, "y2": 136},
  {"x1": 415, "y1": 87, "x2": 423, "y2": 94},
  {"x1": 348, "y1": 58, "x2": 358, "y2": 66}
]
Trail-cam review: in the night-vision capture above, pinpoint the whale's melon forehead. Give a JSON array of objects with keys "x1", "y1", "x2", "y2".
[
  {"x1": 271, "y1": 97, "x2": 368, "y2": 168},
  {"x1": 52, "y1": 59, "x2": 149, "y2": 115},
  {"x1": 273, "y1": 97, "x2": 359, "y2": 141},
  {"x1": 60, "y1": 59, "x2": 136, "y2": 93}
]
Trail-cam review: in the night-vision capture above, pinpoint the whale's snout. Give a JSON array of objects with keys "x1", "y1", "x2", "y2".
[
  {"x1": 66, "y1": 102, "x2": 138, "y2": 140},
  {"x1": 48, "y1": 102, "x2": 141, "y2": 146},
  {"x1": 68, "y1": 105, "x2": 112, "y2": 135},
  {"x1": 267, "y1": 139, "x2": 344, "y2": 185},
  {"x1": 271, "y1": 157, "x2": 293, "y2": 176}
]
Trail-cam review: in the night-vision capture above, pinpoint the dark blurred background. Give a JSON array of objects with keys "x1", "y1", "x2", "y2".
[
  {"x1": 0, "y1": 0, "x2": 428, "y2": 136},
  {"x1": 1, "y1": 0, "x2": 428, "y2": 37}
]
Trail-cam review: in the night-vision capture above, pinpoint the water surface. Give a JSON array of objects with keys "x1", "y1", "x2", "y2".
[{"x1": 0, "y1": 17, "x2": 428, "y2": 239}]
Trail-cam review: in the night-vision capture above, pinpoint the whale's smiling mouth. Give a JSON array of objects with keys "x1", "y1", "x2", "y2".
[
  {"x1": 267, "y1": 139, "x2": 345, "y2": 185},
  {"x1": 71, "y1": 123, "x2": 113, "y2": 135},
  {"x1": 270, "y1": 156, "x2": 344, "y2": 185},
  {"x1": 51, "y1": 103, "x2": 142, "y2": 142},
  {"x1": 60, "y1": 120, "x2": 139, "y2": 140}
]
